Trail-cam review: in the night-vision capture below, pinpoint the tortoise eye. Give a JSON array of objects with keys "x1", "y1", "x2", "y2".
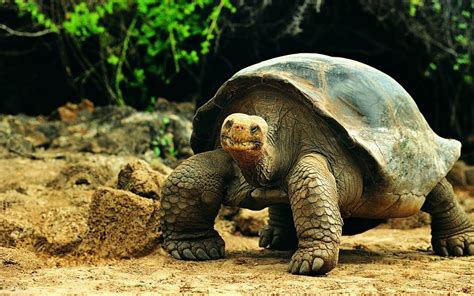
[{"x1": 250, "y1": 125, "x2": 259, "y2": 134}]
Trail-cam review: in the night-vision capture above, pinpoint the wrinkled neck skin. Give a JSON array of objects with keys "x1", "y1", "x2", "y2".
[{"x1": 228, "y1": 140, "x2": 280, "y2": 187}]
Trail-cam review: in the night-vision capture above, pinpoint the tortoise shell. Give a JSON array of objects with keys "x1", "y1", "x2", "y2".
[{"x1": 191, "y1": 53, "x2": 460, "y2": 198}]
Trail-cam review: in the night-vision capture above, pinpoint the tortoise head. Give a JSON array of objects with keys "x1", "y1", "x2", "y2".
[{"x1": 220, "y1": 113, "x2": 268, "y2": 163}]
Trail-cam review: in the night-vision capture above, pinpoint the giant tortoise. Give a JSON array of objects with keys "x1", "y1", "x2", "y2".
[{"x1": 159, "y1": 53, "x2": 474, "y2": 275}]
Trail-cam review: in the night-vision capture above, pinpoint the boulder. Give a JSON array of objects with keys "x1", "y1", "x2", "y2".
[
  {"x1": 117, "y1": 160, "x2": 168, "y2": 200},
  {"x1": 80, "y1": 187, "x2": 161, "y2": 258}
]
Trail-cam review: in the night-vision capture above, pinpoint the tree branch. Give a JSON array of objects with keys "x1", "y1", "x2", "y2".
[{"x1": 0, "y1": 23, "x2": 56, "y2": 37}]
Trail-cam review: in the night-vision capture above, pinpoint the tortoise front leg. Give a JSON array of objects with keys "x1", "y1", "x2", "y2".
[
  {"x1": 287, "y1": 153, "x2": 342, "y2": 275},
  {"x1": 160, "y1": 149, "x2": 234, "y2": 260}
]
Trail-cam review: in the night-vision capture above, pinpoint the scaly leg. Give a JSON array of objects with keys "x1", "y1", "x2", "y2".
[
  {"x1": 422, "y1": 178, "x2": 474, "y2": 256},
  {"x1": 287, "y1": 153, "x2": 342, "y2": 275},
  {"x1": 160, "y1": 149, "x2": 235, "y2": 260}
]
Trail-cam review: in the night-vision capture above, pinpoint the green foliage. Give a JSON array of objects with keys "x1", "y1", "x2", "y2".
[
  {"x1": 407, "y1": 0, "x2": 473, "y2": 87},
  {"x1": 13, "y1": 0, "x2": 235, "y2": 105},
  {"x1": 134, "y1": 0, "x2": 235, "y2": 74},
  {"x1": 408, "y1": 0, "x2": 424, "y2": 16},
  {"x1": 151, "y1": 116, "x2": 178, "y2": 158},
  {"x1": 62, "y1": 1, "x2": 128, "y2": 40},
  {"x1": 14, "y1": 0, "x2": 58, "y2": 32}
]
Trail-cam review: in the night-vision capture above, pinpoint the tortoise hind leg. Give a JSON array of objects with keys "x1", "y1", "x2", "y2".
[
  {"x1": 160, "y1": 149, "x2": 235, "y2": 260},
  {"x1": 259, "y1": 204, "x2": 298, "y2": 250},
  {"x1": 421, "y1": 178, "x2": 474, "y2": 256}
]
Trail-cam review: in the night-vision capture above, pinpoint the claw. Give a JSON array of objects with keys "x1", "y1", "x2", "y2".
[
  {"x1": 437, "y1": 246, "x2": 449, "y2": 257},
  {"x1": 299, "y1": 260, "x2": 310, "y2": 275},
  {"x1": 182, "y1": 249, "x2": 197, "y2": 260},
  {"x1": 312, "y1": 257, "x2": 324, "y2": 272},
  {"x1": 453, "y1": 246, "x2": 463, "y2": 256},
  {"x1": 259, "y1": 234, "x2": 270, "y2": 248},
  {"x1": 467, "y1": 244, "x2": 474, "y2": 255},
  {"x1": 291, "y1": 259, "x2": 300, "y2": 274},
  {"x1": 287, "y1": 260, "x2": 294, "y2": 273},
  {"x1": 209, "y1": 248, "x2": 220, "y2": 259},
  {"x1": 171, "y1": 250, "x2": 181, "y2": 259},
  {"x1": 196, "y1": 248, "x2": 211, "y2": 260}
]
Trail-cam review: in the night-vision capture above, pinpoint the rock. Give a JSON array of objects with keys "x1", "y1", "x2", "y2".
[
  {"x1": 0, "y1": 216, "x2": 38, "y2": 249},
  {"x1": 168, "y1": 114, "x2": 193, "y2": 157},
  {"x1": 56, "y1": 99, "x2": 94, "y2": 124},
  {"x1": 218, "y1": 206, "x2": 240, "y2": 220},
  {"x1": 466, "y1": 168, "x2": 474, "y2": 186},
  {"x1": 2, "y1": 102, "x2": 194, "y2": 160},
  {"x1": 117, "y1": 160, "x2": 167, "y2": 200},
  {"x1": 35, "y1": 121, "x2": 64, "y2": 147},
  {"x1": 90, "y1": 124, "x2": 150, "y2": 155},
  {"x1": 232, "y1": 209, "x2": 268, "y2": 236},
  {"x1": 0, "y1": 204, "x2": 89, "y2": 255},
  {"x1": 154, "y1": 97, "x2": 195, "y2": 121},
  {"x1": 149, "y1": 158, "x2": 174, "y2": 176},
  {"x1": 447, "y1": 160, "x2": 468, "y2": 186},
  {"x1": 37, "y1": 207, "x2": 89, "y2": 254},
  {"x1": 6, "y1": 134, "x2": 34, "y2": 156},
  {"x1": 80, "y1": 187, "x2": 161, "y2": 258},
  {"x1": 89, "y1": 105, "x2": 136, "y2": 124},
  {"x1": 215, "y1": 219, "x2": 237, "y2": 235},
  {"x1": 47, "y1": 163, "x2": 114, "y2": 189}
]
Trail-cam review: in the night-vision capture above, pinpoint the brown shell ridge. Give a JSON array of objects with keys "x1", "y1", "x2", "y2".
[{"x1": 192, "y1": 54, "x2": 461, "y2": 198}]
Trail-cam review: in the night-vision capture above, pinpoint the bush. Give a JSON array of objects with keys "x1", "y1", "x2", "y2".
[{"x1": 12, "y1": 0, "x2": 235, "y2": 106}]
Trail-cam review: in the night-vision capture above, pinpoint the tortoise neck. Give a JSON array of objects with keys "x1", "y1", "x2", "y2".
[{"x1": 229, "y1": 143, "x2": 278, "y2": 187}]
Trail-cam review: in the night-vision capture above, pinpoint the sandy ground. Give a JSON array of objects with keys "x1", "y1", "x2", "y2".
[
  {"x1": 0, "y1": 154, "x2": 473, "y2": 295},
  {"x1": 1, "y1": 227, "x2": 474, "y2": 295}
]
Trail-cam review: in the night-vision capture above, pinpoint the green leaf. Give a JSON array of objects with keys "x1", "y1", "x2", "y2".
[
  {"x1": 153, "y1": 146, "x2": 161, "y2": 157},
  {"x1": 455, "y1": 34, "x2": 467, "y2": 45},
  {"x1": 107, "y1": 54, "x2": 119, "y2": 65},
  {"x1": 133, "y1": 68, "x2": 146, "y2": 84},
  {"x1": 458, "y1": 22, "x2": 467, "y2": 30}
]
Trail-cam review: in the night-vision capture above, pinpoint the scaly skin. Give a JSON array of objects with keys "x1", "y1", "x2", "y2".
[
  {"x1": 422, "y1": 178, "x2": 474, "y2": 256},
  {"x1": 160, "y1": 149, "x2": 234, "y2": 260},
  {"x1": 286, "y1": 153, "x2": 342, "y2": 275}
]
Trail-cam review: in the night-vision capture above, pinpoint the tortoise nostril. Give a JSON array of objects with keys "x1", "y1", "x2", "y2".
[{"x1": 224, "y1": 120, "x2": 233, "y2": 129}]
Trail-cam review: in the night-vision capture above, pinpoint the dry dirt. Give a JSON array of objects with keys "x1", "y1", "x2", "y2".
[
  {"x1": 1, "y1": 154, "x2": 474, "y2": 295},
  {"x1": 1, "y1": 228, "x2": 474, "y2": 295}
]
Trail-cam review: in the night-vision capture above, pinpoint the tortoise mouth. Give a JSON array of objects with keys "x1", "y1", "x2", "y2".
[{"x1": 221, "y1": 135, "x2": 263, "y2": 152}]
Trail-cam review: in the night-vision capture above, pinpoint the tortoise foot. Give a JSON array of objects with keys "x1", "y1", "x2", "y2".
[
  {"x1": 432, "y1": 226, "x2": 474, "y2": 256},
  {"x1": 164, "y1": 235, "x2": 225, "y2": 260},
  {"x1": 287, "y1": 244, "x2": 338, "y2": 275},
  {"x1": 258, "y1": 225, "x2": 298, "y2": 250}
]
